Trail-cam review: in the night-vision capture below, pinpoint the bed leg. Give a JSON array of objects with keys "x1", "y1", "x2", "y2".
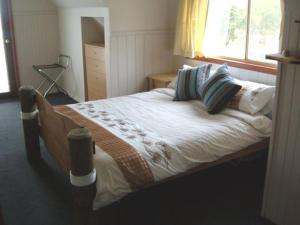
[
  {"x1": 19, "y1": 86, "x2": 41, "y2": 163},
  {"x1": 68, "y1": 128, "x2": 97, "y2": 225}
]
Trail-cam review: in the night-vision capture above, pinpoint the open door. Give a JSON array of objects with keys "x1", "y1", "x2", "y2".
[{"x1": 0, "y1": 0, "x2": 18, "y2": 98}]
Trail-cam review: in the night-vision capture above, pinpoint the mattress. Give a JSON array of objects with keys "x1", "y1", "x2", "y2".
[{"x1": 64, "y1": 88, "x2": 272, "y2": 210}]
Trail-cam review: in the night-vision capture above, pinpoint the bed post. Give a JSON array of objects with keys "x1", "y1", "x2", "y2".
[
  {"x1": 68, "y1": 128, "x2": 97, "y2": 225},
  {"x1": 19, "y1": 86, "x2": 41, "y2": 163}
]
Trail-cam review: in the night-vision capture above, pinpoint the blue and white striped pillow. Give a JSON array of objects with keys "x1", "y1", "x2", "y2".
[
  {"x1": 201, "y1": 65, "x2": 242, "y2": 114},
  {"x1": 174, "y1": 64, "x2": 212, "y2": 101}
]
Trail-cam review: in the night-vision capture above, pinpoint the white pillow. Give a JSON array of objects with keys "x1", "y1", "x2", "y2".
[
  {"x1": 228, "y1": 79, "x2": 276, "y2": 115},
  {"x1": 260, "y1": 94, "x2": 275, "y2": 118},
  {"x1": 167, "y1": 77, "x2": 177, "y2": 89},
  {"x1": 183, "y1": 64, "x2": 193, "y2": 69}
]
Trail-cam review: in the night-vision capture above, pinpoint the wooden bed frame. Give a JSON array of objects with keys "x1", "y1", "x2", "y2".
[{"x1": 19, "y1": 86, "x2": 270, "y2": 225}]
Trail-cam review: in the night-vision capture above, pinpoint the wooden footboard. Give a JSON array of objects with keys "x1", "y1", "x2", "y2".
[
  {"x1": 19, "y1": 86, "x2": 96, "y2": 225},
  {"x1": 35, "y1": 91, "x2": 79, "y2": 174}
]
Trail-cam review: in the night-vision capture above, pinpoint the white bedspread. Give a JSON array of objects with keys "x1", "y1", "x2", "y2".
[{"x1": 68, "y1": 88, "x2": 272, "y2": 210}]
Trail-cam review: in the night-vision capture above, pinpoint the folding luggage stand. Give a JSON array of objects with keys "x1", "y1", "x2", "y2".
[{"x1": 33, "y1": 54, "x2": 71, "y2": 97}]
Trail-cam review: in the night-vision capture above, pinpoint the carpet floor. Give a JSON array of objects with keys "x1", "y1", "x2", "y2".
[{"x1": 0, "y1": 94, "x2": 275, "y2": 225}]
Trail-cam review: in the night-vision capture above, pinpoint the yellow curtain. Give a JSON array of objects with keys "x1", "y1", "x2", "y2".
[
  {"x1": 279, "y1": 0, "x2": 285, "y2": 51},
  {"x1": 174, "y1": 0, "x2": 208, "y2": 58}
]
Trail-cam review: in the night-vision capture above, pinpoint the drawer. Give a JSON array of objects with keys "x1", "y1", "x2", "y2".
[
  {"x1": 87, "y1": 72, "x2": 106, "y2": 88},
  {"x1": 87, "y1": 72, "x2": 106, "y2": 100},
  {"x1": 86, "y1": 58, "x2": 106, "y2": 74},
  {"x1": 88, "y1": 87, "x2": 106, "y2": 100},
  {"x1": 85, "y1": 44, "x2": 105, "y2": 61},
  {"x1": 87, "y1": 69, "x2": 106, "y2": 84},
  {"x1": 88, "y1": 87, "x2": 107, "y2": 100}
]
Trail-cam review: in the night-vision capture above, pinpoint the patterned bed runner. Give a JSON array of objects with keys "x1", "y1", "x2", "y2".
[{"x1": 55, "y1": 105, "x2": 154, "y2": 190}]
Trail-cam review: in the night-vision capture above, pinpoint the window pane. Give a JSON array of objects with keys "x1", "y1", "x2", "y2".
[
  {"x1": 248, "y1": 0, "x2": 281, "y2": 63},
  {"x1": 203, "y1": 0, "x2": 248, "y2": 59},
  {"x1": 0, "y1": 15, "x2": 9, "y2": 93}
]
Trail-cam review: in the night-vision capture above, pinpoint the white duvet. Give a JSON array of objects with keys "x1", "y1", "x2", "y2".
[{"x1": 68, "y1": 88, "x2": 272, "y2": 210}]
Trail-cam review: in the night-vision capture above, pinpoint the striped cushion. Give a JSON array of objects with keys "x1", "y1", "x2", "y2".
[
  {"x1": 174, "y1": 64, "x2": 212, "y2": 101},
  {"x1": 201, "y1": 65, "x2": 242, "y2": 114},
  {"x1": 199, "y1": 65, "x2": 230, "y2": 98}
]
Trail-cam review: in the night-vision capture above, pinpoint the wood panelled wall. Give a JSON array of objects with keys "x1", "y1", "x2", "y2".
[
  {"x1": 12, "y1": 2, "x2": 59, "y2": 88},
  {"x1": 109, "y1": 30, "x2": 174, "y2": 97},
  {"x1": 262, "y1": 1, "x2": 300, "y2": 225}
]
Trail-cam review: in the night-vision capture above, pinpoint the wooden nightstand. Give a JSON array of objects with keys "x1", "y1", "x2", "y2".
[{"x1": 148, "y1": 73, "x2": 176, "y2": 90}]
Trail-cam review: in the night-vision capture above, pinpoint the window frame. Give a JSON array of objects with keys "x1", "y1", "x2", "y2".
[
  {"x1": 196, "y1": 0, "x2": 278, "y2": 75},
  {"x1": 0, "y1": 0, "x2": 20, "y2": 98}
]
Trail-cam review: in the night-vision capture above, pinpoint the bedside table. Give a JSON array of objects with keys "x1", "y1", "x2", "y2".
[{"x1": 148, "y1": 73, "x2": 176, "y2": 90}]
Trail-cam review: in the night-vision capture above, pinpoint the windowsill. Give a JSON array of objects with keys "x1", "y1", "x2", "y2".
[{"x1": 194, "y1": 56, "x2": 278, "y2": 75}]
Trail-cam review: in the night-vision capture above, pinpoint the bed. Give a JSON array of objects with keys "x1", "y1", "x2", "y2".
[{"x1": 19, "y1": 87, "x2": 271, "y2": 225}]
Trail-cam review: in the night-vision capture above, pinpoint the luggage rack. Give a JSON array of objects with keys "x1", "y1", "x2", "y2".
[{"x1": 33, "y1": 54, "x2": 71, "y2": 97}]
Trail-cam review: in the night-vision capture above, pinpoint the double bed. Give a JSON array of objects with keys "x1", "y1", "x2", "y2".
[{"x1": 19, "y1": 87, "x2": 271, "y2": 225}]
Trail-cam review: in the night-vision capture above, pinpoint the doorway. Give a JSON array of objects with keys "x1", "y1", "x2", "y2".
[{"x1": 0, "y1": 0, "x2": 18, "y2": 98}]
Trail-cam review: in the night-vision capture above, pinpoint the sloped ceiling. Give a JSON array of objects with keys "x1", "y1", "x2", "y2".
[{"x1": 51, "y1": 0, "x2": 108, "y2": 8}]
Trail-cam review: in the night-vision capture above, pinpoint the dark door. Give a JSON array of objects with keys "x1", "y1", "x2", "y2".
[{"x1": 0, "y1": 0, "x2": 18, "y2": 98}]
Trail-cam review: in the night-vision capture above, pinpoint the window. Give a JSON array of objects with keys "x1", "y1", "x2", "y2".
[{"x1": 203, "y1": 0, "x2": 281, "y2": 65}]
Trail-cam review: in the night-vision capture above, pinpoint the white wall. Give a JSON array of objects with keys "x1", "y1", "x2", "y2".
[
  {"x1": 110, "y1": 30, "x2": 174, "y2": 96},
  {"x1": 262, "y1": 1, "x2": 300, "y2": 225},
  {"x1": 107, "y1": 0, "x2": 179, "y2": 97},
  {"x1": 57, "y1": 7, "x2": 110, "y2": 102},
  {"x1": 12, "y1": 0, "x2": 55, "y2": 12},
  {"x1": 108, "y1": 0, "x2": 178, "y2": 32},
  {"x1": 12, "y1": 0, "x2": 59, "y2": 88},
  {"x1": 51, "y1": 0, "x2": 108, "y2": 8}
]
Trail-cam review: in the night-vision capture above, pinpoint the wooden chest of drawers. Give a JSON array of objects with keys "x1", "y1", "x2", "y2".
[{"x1": 85, "y1": 43, "x2": 106, "y2": 100}]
